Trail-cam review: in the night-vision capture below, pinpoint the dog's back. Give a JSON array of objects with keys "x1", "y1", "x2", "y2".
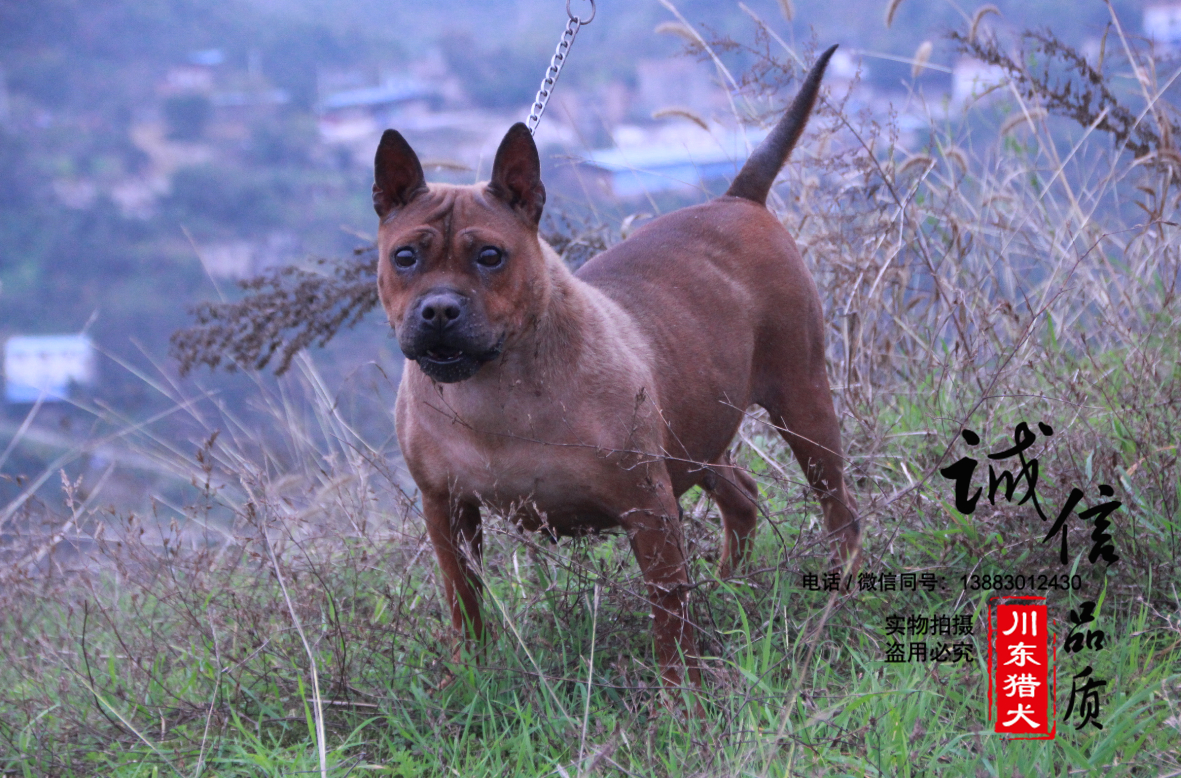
[{"x1": 575, "y1": 45, "x2": 840, "y2": 498}]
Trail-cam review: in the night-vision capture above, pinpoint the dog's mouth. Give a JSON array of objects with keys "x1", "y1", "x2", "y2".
[
  {"x1": 423, "y1": 346, "x2": 465, "y2": 364},
  {"x1": 410, "y1": 337, "x2": 504, "y2": 383}
]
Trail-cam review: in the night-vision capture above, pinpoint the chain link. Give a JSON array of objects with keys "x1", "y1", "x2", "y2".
[{"x1": 525, "y1": 0, "x2": 595, "y2": 136}]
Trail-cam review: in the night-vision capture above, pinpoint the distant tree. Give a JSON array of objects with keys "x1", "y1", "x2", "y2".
[
  {"x1": 249, "y1": 115, "x2": 317, "y2": 166},
  {"x1": 166, "y1": 164, "x2": 285, "y2": 231},
  {"x1": 164, "y1": 94, "x2": 212, "y2": 141},
  {"x1": 0, "y1": 130, "x2": 40, "y2": 207},
  {"x1": 440, "y1": 31, "x2": 539, "y2": 109}
]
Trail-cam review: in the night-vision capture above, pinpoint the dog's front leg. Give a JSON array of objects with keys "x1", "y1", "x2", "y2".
[
  {"x1": 422, "y1": 493, "x2": 486, "y2": 651},
  {"x1": 622, "y1": 493, "x2": 702, "y2": 691}
]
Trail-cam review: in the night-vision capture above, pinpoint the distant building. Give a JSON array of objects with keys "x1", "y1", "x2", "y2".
[
  {"x1": 3, "y1": 335, "x2": 96, "y2": 403},
  {"x1": 211, "y1": 88, "x2": 289, "y2": 109},
  {"x1": 163, "y1": 65, "x2": 216, "y2": 95},
  {"x1": 1145, "y1": 4, "x2": 1181, "y2": 57},
  {"x1": 160, "y1": 49, "x2": 288, "y2": 127},
  {"x1": 189, "y1": 49, "x2": 225, "y2": 67},
  {"x1": 318, "y1": 79, "x2": 436, "y2": 114},
  {"x1": 582, "y1": 126, "x2": 769, "y2": 199},
  {"x1": 316, "y1": 77, "x2": 441, "y2": 146}
]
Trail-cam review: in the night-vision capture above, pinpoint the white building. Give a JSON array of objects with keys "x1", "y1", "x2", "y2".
[
  {"x1": 3, "y1": 335, "x2": 96, "y2": 403},
  {"x1": 1145, "y1": 4, "x2": 1181, "y2": 57}
]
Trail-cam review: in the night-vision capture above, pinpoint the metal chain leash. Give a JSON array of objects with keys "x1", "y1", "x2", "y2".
[{"x1": 525, "y1": 0, "x2": 596, "y2": 135}]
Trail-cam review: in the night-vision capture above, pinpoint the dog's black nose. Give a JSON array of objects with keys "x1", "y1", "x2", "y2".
[{"x1": 418, "y1": 291, "x2": 465, "y2": 329}]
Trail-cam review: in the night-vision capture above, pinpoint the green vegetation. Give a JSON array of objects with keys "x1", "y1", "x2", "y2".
[
  {"x1": 0, "y1": 336, "x2": 1176, "y2": 775},
  {"x1": 1, "y1": 508, "x2": 1174, "y2": 776},
  {"x1": 164, "y1": 95, "x2": 214, "y2": 141}
]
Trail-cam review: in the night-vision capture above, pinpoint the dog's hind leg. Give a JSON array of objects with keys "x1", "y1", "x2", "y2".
[
  {"x1": 422, "y1": 493, "x2": 486, "y2": 648},
  {"x1": 702, "y1": 451, "x2": 760, "y2": 578},
  {"x1": 760, "y1": 387, "x2": 861, "y2": 570}
]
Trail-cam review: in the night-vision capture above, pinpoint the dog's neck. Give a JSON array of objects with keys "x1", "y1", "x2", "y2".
[{"x1": 485, "y1": 240, "x2": 589, "y2": 385}]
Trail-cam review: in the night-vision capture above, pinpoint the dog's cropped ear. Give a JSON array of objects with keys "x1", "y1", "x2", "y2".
[
  {"x1": 487, "y1": 122, "x2": 545, "y2": 227},
  {"x1": 373, "y1": 130, "x2": 427, "y2": 218}
]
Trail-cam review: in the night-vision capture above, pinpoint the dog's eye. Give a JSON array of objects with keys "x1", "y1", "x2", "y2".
[
  {"x1": 392, "y1": 247, "x2": 416, "y2": 269},
  {"x1": 476, "y1": 246, "x2": 504, "y2": 268}
]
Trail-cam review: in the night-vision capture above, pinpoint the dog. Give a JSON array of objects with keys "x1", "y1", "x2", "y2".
[{"x1": 372, "y1": 45, "x2": 859, "y2": 692}]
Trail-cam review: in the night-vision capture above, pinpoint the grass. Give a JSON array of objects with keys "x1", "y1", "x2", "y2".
[
  {"x1": 1, "y1": 501, "x2": 1175, "y2": 776},
  {"x1": 3, "y1": 8, "x2": 1181, "y2": 777}
]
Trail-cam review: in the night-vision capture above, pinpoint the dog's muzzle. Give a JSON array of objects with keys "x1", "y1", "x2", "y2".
[{"x1": 398, "y1": 290, "x2": 502, "y2": 383}]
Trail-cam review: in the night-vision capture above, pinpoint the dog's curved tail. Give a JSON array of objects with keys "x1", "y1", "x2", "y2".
[{"x1": 725, "y1": 44, "x2": 837, "y2": 206}]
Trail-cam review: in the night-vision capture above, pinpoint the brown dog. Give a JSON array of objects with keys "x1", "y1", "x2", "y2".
[{"x1": 373, "y1": 45, "x2": 858, "y2": 690}]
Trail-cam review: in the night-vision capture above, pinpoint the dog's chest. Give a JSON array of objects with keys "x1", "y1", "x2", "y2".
[{"x1": 397, "y1": 370, "x2": 659, "y2": 518}]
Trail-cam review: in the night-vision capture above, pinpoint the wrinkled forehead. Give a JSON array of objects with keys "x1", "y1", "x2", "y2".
[{"x1": 378, "y1": 184, "x2": 503, "y2": 244}]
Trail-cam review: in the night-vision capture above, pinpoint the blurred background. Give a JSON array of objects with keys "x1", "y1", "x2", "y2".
[{"x1": 0, "y1": 0, "x2": 1165, "y2": 512}]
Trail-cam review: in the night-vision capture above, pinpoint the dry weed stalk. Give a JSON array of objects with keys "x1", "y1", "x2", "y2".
[
  {"x1": 170, "y1": 247, "x2": 381, "y2": 377},
  {"x1": 948, "y1": 27, "x2": 1181, "y2": 160}
]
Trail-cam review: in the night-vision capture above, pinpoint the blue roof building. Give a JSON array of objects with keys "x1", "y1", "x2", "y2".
[{"x1": 581, "y1": 127, "x2": 770, "y2": 198}]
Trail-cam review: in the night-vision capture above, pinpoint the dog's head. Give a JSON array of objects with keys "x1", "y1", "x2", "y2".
[{"x1": 373, "y1": 123, "x2": 548, "y2": 383}]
